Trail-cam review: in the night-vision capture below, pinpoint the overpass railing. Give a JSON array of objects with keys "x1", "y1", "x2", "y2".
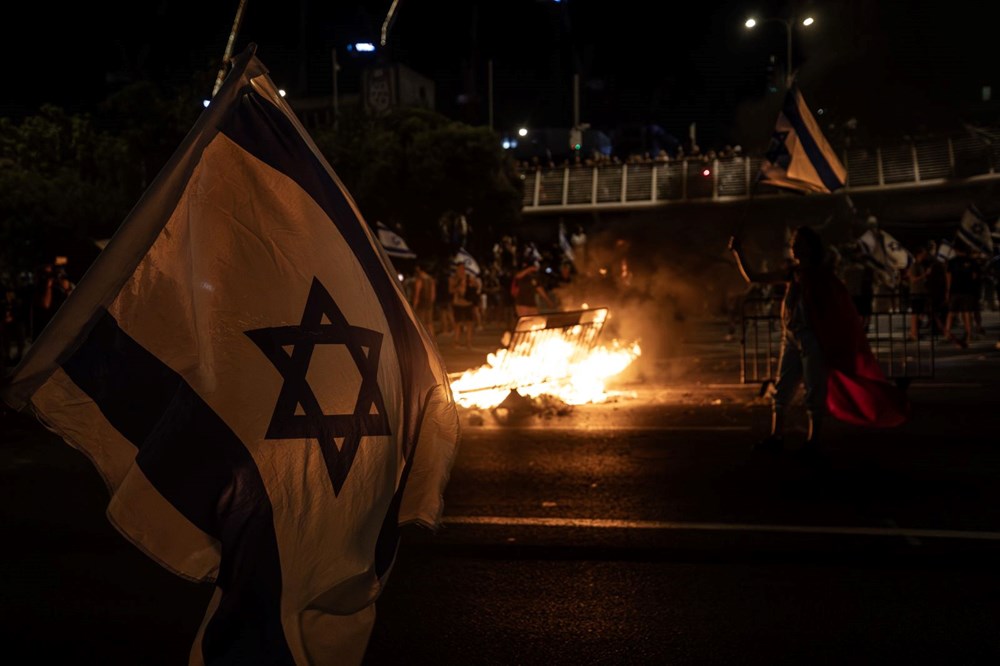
[{"x1": 520, "y1": 132, "x2": 1000, "y2": 213}]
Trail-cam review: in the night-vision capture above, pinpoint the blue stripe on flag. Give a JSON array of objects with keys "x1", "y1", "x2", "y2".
[
  {"x1": 62, "y1": 309, "x2": 294, "y2": 665},
  {"x1": 782, "y1": 89, "x2": 844, "y2": 193}
]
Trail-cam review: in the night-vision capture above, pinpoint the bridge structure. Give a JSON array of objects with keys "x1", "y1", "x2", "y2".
[{"x1": 518, "y1": 130, "x2": 1000, "y2": 223}]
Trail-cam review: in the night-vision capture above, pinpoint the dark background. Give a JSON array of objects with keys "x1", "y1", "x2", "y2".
[{"x1": 3, "y1": 0, "x2": 996, "y2": 151}]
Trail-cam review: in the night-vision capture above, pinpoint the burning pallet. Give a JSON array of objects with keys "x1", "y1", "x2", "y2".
[{"x1": 449, "y1": 307, "x2": 640, "y2": 409}]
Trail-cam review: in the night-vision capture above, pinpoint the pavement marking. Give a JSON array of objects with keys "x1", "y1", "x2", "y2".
[
  {"x1": 443, "y1": 516, "x2": 1000, "y2": 541},
  {"x1": 463, "y1": 425, "x2": 752, "y2": 433}
]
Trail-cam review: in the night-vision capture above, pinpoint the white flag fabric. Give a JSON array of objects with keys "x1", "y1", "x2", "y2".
[
  {"x1": 758, "y1": 85, "x2": 847, "y2": 194},
  {"x1": 857, "y1": 228, "x2": 911, "y2": 281},
  {"x1": 935, "y1": 239, "x2": 956, "y2": 263},
  {"x1": 957, "y1": 204, "x2": 995, "y2": 254},
  {"x1": 376, "y1": 221, "x2": 417, "y2": 260},
  {"x1": 453, "y1": 246, "x2": 481, "y2": 277},
  {"x1": 558, "y1": 221, "x2": 575, "y2": 263},
  {"x1": 1, "y1": 45, "x2": 459, "y2": 665},
  {"x1": 881, "y1": 230, "x2": 914, "y2": 271}
]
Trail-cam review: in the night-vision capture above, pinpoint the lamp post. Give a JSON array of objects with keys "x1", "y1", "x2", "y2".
[{"x1": 744, "y1": 15, "x2": 814, "y2": 89}]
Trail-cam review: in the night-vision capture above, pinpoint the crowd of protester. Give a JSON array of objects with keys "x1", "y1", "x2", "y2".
[
  {"x1": 4, "y1": 217, "x2": 998, "y2": 370},
  {"x1": 399, "y1": 221, "x2": 644, "y2": 349},
  {"x1": 731, "y1": 232, "x2": 1000, "y2": 351},
  {"x1": 515, "y1": 143, "x2": 745, "y2": 172}
]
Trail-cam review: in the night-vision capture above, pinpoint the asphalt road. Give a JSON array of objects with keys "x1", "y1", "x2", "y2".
[{"x1": 2, "y1": 313, "x2": 999, "y2": 664}]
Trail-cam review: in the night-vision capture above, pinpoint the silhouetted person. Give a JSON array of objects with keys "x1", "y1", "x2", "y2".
[
  {"x1": 942, "y1": 242, "x2": 979, "y2": 349},
  {"x1": 729, "y1": 226, "x2": 908, "y2": 457}
]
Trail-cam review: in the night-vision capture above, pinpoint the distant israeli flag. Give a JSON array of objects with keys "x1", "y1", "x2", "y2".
[
  {"x1": 857, "y1": 229, "x2": 891, "y2": 273},
  {"x1": 453, "y1": 246, "x2": 481, "y2": 277},
  {"x1": 857, "y1": 228, "x2": 911, "y2": 275},
  {"x1": 957, "y1": 204, "x2": 995, "y2": 254},
  {"x1": 376, "y1": 221, "x2": 417, "y2": 260},
  {"x1": 882, "y1": 230, "x2": 914, "y2": 270},
  {"x1": 936, "y1": 239, "x2": 956, "y2": 263},
  {"x1": 758, "y1": 85, "x2": 847, "y2": 194},
  {"x1": 1, "y1": 44, "x2": 459, "y2": 665}
]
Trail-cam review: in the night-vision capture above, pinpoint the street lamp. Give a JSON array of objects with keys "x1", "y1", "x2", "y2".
[{"x1": 744, "y1": 15, "x2": 814, "y2": 88}]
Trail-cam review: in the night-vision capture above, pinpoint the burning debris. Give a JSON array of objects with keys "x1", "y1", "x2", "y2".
[{"x1": 449, "y1": 308, "x2": 641, "y2": 411}]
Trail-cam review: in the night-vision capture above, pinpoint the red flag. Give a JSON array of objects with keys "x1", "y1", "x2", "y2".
[{"x1": 801, "y1": 266, "x2": 909, "y2": 427}]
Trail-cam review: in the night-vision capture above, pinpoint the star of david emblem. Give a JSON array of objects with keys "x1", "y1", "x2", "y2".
[{"x1": 245, "y1": 277, "x2": 390, "y2": 496}]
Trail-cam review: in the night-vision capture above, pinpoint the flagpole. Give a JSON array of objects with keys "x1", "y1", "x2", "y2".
[{"x1": 213, "y1": 0, "x2": 250, "y2": 98}]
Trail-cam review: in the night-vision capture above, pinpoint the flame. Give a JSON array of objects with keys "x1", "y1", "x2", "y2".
[{"x1": 450, "y1": 331, "x2": 641, "y2": 410}]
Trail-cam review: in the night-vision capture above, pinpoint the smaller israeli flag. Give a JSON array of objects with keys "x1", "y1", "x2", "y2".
[
  {"x1": 375, "y1": 221, "x2": 417, "y2": 260},
  {"x1": 935, "y1": 239, "x2": 956, "y2": 263},
  {"x1": 957, "y1": 204, "x2": 995, "y2": 254},
  {"x1": 453, "y1": 246, "x2": 481, "y2": 277}
]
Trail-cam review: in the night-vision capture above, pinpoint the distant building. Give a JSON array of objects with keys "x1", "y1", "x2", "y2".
[
  {"x1": 362, "y1": 63, "x2": 435, "y2": 116},
  {"x1": 291, "y1": 61, "x2": 435, "y2": 129}
]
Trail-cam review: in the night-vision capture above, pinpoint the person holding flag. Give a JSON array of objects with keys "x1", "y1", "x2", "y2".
[
  {"x1": 729, "y1": 226, "x2": 908, "y2": 457},
  {"x1": 1, "y1": 45, "x2": 460, "y2": 665}
]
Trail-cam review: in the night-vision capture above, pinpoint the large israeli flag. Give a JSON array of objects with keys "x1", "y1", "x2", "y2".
[
  {"x1": 759, "y1": 85, "x2": 847, "y2": 194},
  {"x1": 1, "y1": 45, "x2": 459, "y2": 665}
]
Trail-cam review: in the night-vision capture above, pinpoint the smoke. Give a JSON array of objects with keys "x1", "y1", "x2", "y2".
[{"x1": 549, "y1": 226, "x2": 748, "y2": 383}]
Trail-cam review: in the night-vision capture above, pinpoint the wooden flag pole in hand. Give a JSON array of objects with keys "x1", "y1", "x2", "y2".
[{"x1": 212, "y1": 0, "x2": 249, "y2": 98}]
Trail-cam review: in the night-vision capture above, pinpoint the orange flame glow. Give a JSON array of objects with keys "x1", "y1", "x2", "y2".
[{"x1": 450, "y1": 322, "x2": 641, "y2": 410}]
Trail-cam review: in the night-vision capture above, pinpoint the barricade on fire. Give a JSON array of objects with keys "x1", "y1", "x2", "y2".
[{"x1": 449, "y1": 307, "x2": 641, "y2": 409}]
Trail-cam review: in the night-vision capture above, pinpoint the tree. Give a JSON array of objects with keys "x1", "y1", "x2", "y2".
[
  {"x1": 0, "y1": 106, "x2": 132, "y2": 278},
  {"x1": 313, "y1": 107, "x2": 523, "y2": 264},
  {"x1": 0, "y1": 72, "x2": 211, "y2": 280}
]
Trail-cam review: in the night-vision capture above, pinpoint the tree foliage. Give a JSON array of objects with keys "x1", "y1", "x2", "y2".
[
  {"x1": 1, "y1": 84, "x2": 522, "y2": 280},
  {"x1": 0, "y1": 105, "x2": 132, "y2": 277},
  {"x1": 313, "y1": 107, "x2": 523, "y2": 263}
]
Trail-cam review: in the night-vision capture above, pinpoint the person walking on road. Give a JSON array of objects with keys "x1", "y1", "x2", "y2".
[
  {"x1": 941, "y1": 242, "x2": 979, "y2": 349},
  {"x1": 728, "y1": 226, "x2": 909, "y2": 456}
]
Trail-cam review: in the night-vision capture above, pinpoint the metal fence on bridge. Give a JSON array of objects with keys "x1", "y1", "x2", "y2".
[{"x1": 521, "y1": 131, "x2": 1000, "y2": 212}]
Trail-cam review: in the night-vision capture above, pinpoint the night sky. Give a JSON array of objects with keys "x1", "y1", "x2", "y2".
[{"x1": 3, "y1": 0, "x2": 994, "y2": 151}]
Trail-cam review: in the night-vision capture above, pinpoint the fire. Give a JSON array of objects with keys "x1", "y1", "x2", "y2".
[{"x1": 449, "y1": 308, "x2": 641, "y2": 409}]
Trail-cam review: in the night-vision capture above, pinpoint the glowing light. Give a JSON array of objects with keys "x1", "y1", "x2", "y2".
[
  {"x1": 278, "y1": 89, "x2": 287, "y2": 97},
  {"x1": 450, "y1": 312, "x2": 641, "y2": 409},
  {"x1": 802, "y1": 16, "x2": 814, "y2": 26},
  {"x1": 354, "y1": 42, "x2": 376, "y2": 52},
  {"x1": 518, "y1": 127, "x2": 528, "y2": 137},
  {"x1": 202, "y1": 99, "x2": 211, "y2": 108},
  {"x1": 702, "y1": 168, "x2": 711, "y2": 177},
  {"x1": 502, "y1": 139, "x2": 511, "y2": 149},
  {"x1": 745, "y1": 18, "x2": 757, "y2": 28}
]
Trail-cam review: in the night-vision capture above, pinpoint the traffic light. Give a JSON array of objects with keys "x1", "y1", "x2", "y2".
[{"x1": 569, "y1": 126, "x2": 582, "y2": 152}]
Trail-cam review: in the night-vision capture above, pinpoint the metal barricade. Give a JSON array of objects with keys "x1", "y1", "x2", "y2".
[
  {"x1": 739, "y1": 294, "x2": 782, "y2": 386},
  {"x1": 867, "y1": 291, "x2": 935, "y2": 385},
  {"x1": 739, "y1": 290, "x2": 935, "y2": 389}
]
